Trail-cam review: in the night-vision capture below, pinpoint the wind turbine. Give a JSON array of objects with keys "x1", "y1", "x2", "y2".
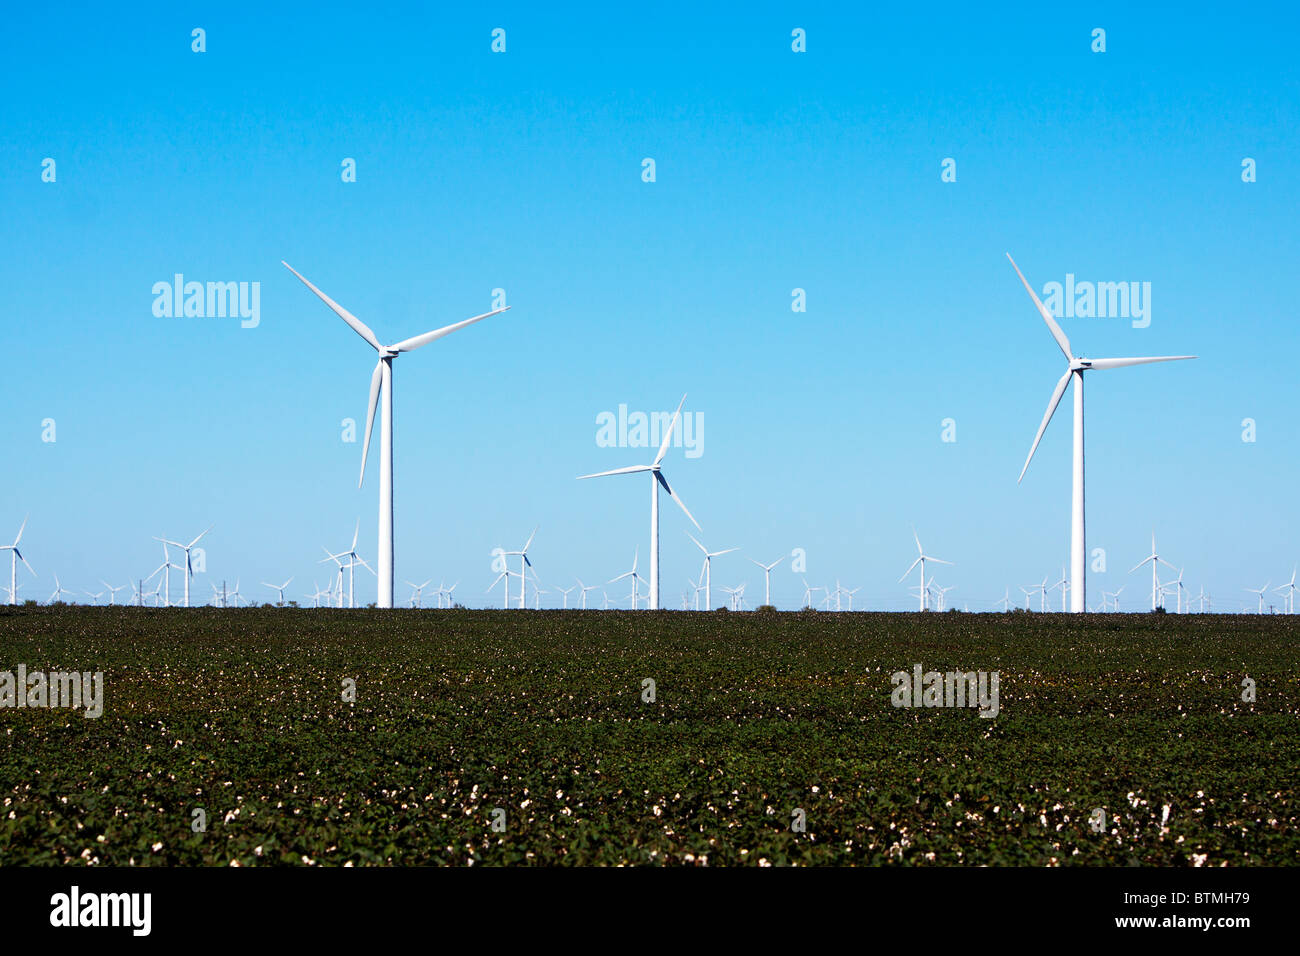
[
  {"x1": 748, "y1": 556, "x2": 783, "y2": 607},
  {"x1": 101, "y1": 581, "x2": 129, "y2": 606},
  {"x1": 0, "y1": 516, "x2": 35, "y2": 605},
  {"x1": 720, "y1": 583, "x2": 744, "y2": 611},
  {"x1": 155, "y1": 525, "x2": 212, "y2": 607},
  {"x1": 83, "y1": 589, "x2": 104, "y2": 605},
  {"x1": 443, "y1": 581, "x2": 458, "y2": 608},
  {"x1": 145, "y1": 543, "x2": 182, "y2": 607},
  {"x1": 577, "y1": 395, "x2": 699, "y2": 610},
  {"x1": 284, "y1": 261, "x2": 508, "y2": 608},
  {"x1": 1244, "y1": 582, "x2": 1269, "y2": 614},
  {"x1": 556, "y1": 585, "x2": 576, "y2": 609},
  {"x1": 1009, "y1": 254, "x2": 1195, "y2": 614},
  {"x1": 406, "y1": 579, "x2": 432, "y2": 608},
  {"x1": 687, "y1": 534, "x2": 737, "y2": 610},
  {"x1": 263, "y1": 578, "x2": 293, "y2": 607},
  {"x1": 933, "y1": 582, "x2": 955, "y2": 612},
  {"x1": 1166, "y1": 568, "x2": 1188, "y2": 613},
  {"x1": 1048, "y1": 565, "x2": 1069, "y2": 612},
  {"x1": 899, "y1": 530, "x2": 952, "y2": 611},
  {"x1": 801, "y1": 578, "x2": 822, "y2": 609},
  {"x1": 321, "y1": 520, "x2": 374, "y2": 608},
  {"x1": 49, "y1": 575, "x2": 73, "y2": 604},
  {"x1": 843, "y1": 586, "x2": 860, "y2": 611},
  {"x1": 487, "y1": 570, "x2": 516, "y2": 609},
  {"x1": 1130, "y1": 533, "x2": 1178, "y2": 611},
  {"x1": 1274, "y1": 567, "x2": 1297, "y2": 614},
  {"x1": 501, "y1": 528, "x2": 538, "y2": 610},
  {"x1": 994, "y1": 588, "x2": 1012, "y2": 611},
  {"x1": 609, "y1": 549, "x2": 646, "y2": 609},
  {"x1": 576, "y1": 578, "x2": 599, "y2": 609}
]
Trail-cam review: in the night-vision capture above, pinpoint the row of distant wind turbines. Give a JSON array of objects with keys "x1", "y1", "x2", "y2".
[
  {"x1": 1, "y1": 254, "x2": 1266, "y2": 613},
  {"x1": 274, "y1": 254, "x2": 1203, "y2": 614}
]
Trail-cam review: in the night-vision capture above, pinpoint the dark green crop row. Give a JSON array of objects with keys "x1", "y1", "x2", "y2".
[{"x1": 0, "y1": 606, "x2": 1296, "y2": 866}]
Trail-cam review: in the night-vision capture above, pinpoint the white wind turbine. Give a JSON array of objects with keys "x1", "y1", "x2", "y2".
[
  {"x1": 609, "y1": 549, "x2": 646, "y2": 609},
  {"x1": 899, "y1": 530, "x2": 951, "y2": 612},
  {"x1": 1274, "y1": 567, "x2": 1297, "y2": 614},
  {"x1": 577, "y1": 395, "x2": 699, "y2": 610},
  {"x1": 101, "y1": 581, "x2": 129, "y2": 606},
  {"x1": 284, "y1": 262, "x2": 508, "y2": 608},
  {"x1": 749, "y1": 556, "x2": 783, "y2": 607},
  {"x1": 1244, "y1": 581, "x2": 1269, "y2": 614},
  {"x1": 556, "y1": 585, "x2": 576, "y2": 609},
  {"x1": 1008, "y1": 254, "x2": 1195, "y2": 614},
  {"x1": 1166, "y1": 568, "x2": 1188, "y2": 613},
  {"x1": 843, "y1": 586, "x2": 860, "y2": 611},
  {"x1": 1130, "y1": 532, "x2": 1178, "y2": 611},
  {"x1": 145, "y1": 543, "x2": 183, "y2": 607},
  {"x1": 501, "y1": 528, "x2": 538, "y2": 610},
  {"x1": 263, "y1": 578, "x2": 293, "y2": 607},
  {"x1": 687, "y1": 534, "x2": 737, "y2": 611},
  {"x1": 801, "y1": 578, "x2": 822, "y2": 609},
  {"x1": 1048, "y1": 565, "x2": 1069, "y2": 612},
  {"x1": 321, "y1": 520, "x2": 374, "y2": 609},
  {"x1": 994, "y1": 588, "x2": 1012, "y2": 611},
  {"x1": 0, "y1": 516, "x2": 35, "y2": 605},
  {"x1": 576, "y1": 578, "x2": 599, "y2": 610},
  {"x1": 155, "y1": 525, "x2": 212, "y2": 608},
  {"x1": 487, "y1": 570, "x2": 516, "y2": 609},
  {"x1": 406, "y1": 579, "x2": 432, "y2": 608},
  {"x1": 49, "y1": 575, "x2": 73, "y2": 604},
  {"x1": 83, "y1": 589, "x2": 104, "y2": 605},
  {"x1": 933, "y1": 582, "x2": 955, "y2": 612}
]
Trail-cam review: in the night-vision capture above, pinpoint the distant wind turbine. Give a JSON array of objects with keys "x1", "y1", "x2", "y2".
[
  {"x1": 749, "y1": 555, "x2": 783, "y2": 607},
  {"x1": 578, "y1": 395, "x2": 699, "y2": 609},
  {"x1": 687, "y1": 534, "x2": 737, "y2": 611},
  {"x1": 263, "y1": 578, "x2": 293, "y2": 606},
  {"x1": 155, "y1": 525, "x2": 212, "y2": 608},
  {"x1": 0, "y1": 516, "x2": 35, "y2": 605},
  {"x1": 899, "y1": 529, "x2": 951, "y2": 611},
  {"x1": 1274, "y1": 567, "x2": 1297, "y2": 614},
  {"x1": 1130, "y1": 533, "x2": 1178, "y2": 611}
]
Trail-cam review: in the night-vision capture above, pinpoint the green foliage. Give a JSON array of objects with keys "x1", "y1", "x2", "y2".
[{"x1": 0, "y1": 605, "x2": 1295, "y2": 866}]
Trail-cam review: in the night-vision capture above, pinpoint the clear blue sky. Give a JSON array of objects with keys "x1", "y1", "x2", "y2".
[{"x1": 1, "y1": 3, "x2": 1296, "y2": 610}]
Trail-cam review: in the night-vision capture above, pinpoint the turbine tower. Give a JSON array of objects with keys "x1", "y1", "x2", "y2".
[
  {"x1": 1009, "y1": 253, "x2": 1195, "y2": 613},
  {"x1": 502, "y1": 528, "x2": 538, "y2": 610},
  {"x1": 284, "y1": 261, "x2": 508, "y2": 607},
  {"x1": 577, "y1": 395, "x2": 699, "y2": 609}
]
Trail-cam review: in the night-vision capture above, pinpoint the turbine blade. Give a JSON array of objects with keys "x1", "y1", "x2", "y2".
[
  {"x1": 13, "y1": 514, "x2": 27, "y2": 547},
  {"x1": 1086, "y1": 355, "x2": 1196, "y2": 370},
  {"x1": 281, "y1": 262, "x2": 382, "y2": 351},
  {"x1": 1129, "y1": 556, "x2": 1153, "y2": 573},
  {"x1": 1007, "y1": 253, "x2": 1072, "y2": 360},
  {"x1": 389, "y1": 308, "x2": 509, "y2": 353},
  {"x1": 576, "y1": 465, "x2": 653, "y2": 480},
  {"x1": 653, "y1": 394, "x2": 688, "y2": 467},
  {"x1": 899, "y1": 557, "x2": 921, "y2": 582},
  {"x1": 686, "y1": 532, "x2": 708, "y2": 554},
  {"x1": 1018, "y1": 369, "x2": 1073, "y2": 483},
  {"x1": 359, "y1": 360, "x2": 383, "y2": 489},
  {"x1": 188, "y1": 524, "x2": 214, "y2": 548},
  {"x1": 656, "y1": 471, "x2": 701, "y2": 530}
]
